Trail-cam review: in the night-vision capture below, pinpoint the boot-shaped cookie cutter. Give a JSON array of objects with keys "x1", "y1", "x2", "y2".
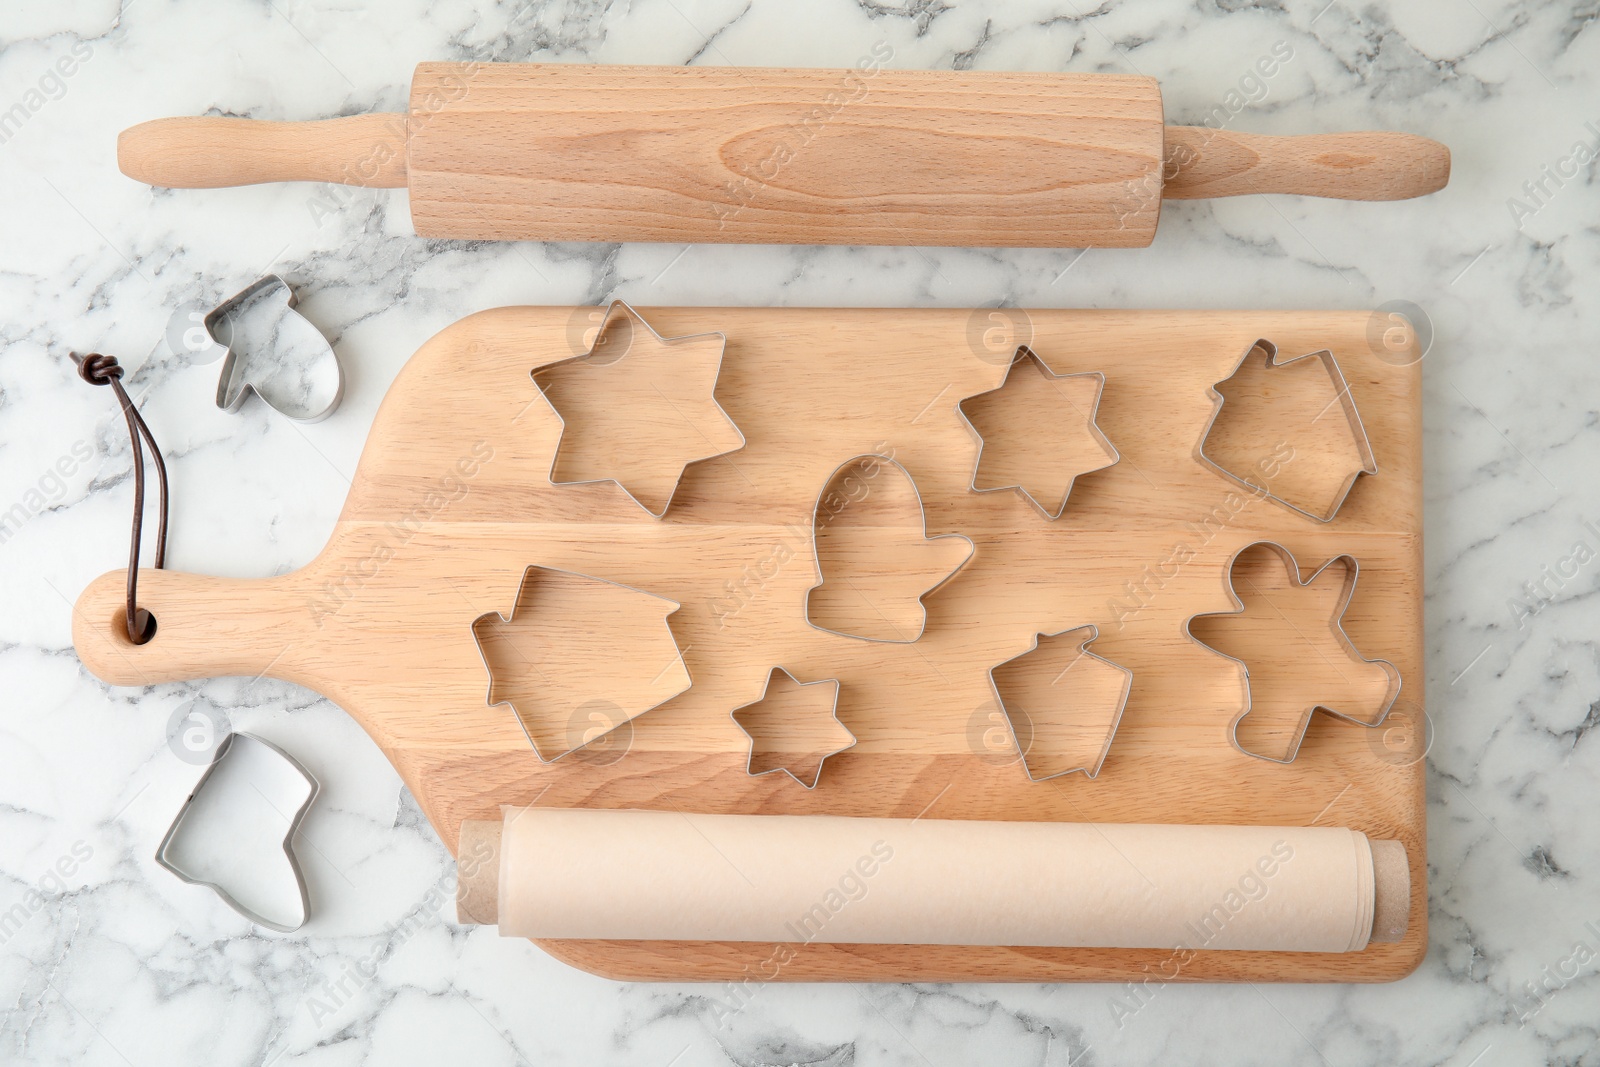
[
  {"x1": 1195, "y1": 339, "x2": 1377, "y2": 523},
  {"x1": 1184, "y1": 540, "x2": 1402, "y2": 764},
  {"x1": 164, "y1": 274, "x2": 344, "y2": 422},
  {"x1": 155, "y1": 732, "x2": 319, "y2": 932}
]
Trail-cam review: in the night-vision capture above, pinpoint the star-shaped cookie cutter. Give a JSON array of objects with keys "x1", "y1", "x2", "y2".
[
  {"x1": 985, "y1": 624, "x2": 1133, "y2": 781},
  {"x1": 531, "y1": 301, "x2": 746, "y2": 519},
  {"x1": 956, "y1": 345, "x2": 1120, "y2": 520},
  {"x1": 729, "y1": 666, "x2": 856, "y2": 790},
  {"x1": 1184, "y1": 540, "x2": 1402, "y2": 764},
  {"x1": 1194, "y1": 339, "x2": 1377, "y2": 524}
]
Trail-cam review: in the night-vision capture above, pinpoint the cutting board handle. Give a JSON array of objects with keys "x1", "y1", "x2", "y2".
[
  {"x1": 118, "y1": 115, "x2": 408, "y2": 189},
  {"x1": 1163, "y1": 127, "x2": 1450, "y2": 201},
  {"x1": 73, "y1": 568, "x2": 313, "y2": 687}
]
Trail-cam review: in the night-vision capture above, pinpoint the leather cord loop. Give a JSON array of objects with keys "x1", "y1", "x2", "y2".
[{"x1": 73, "y1": 352, "x2": 168, "y2": 644}]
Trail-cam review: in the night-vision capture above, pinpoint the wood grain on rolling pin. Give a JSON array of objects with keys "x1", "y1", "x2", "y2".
[
  {"x1": 1163, "y1": 127, "x2": 1451, "y2": 201},
  {"x1": 118, "y1": 114, "x2": 408, "y2": 189},
  {"x1": 118, "y1": 63, "x2": 1448, "y2": 247},
  {"x1": 404, "y1": 63, "x2": 1168, "y2": 247}
]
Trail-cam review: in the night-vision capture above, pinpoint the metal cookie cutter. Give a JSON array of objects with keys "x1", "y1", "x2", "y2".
[
  {"x1": 804, "y1": 453, "x2": 976, "y2": 644},
  {"x1": 730, "y1": 667, "x2": 856, "y2": 790},
  {"x1": 155, "y1": 732, "x2": 319, "y2": 933},
  {"x1": 956, "y1": 345, "x2": 1120, "y2": 520},
  {"x1": 985, "y1": 624, "x2": 1132, "y2": 781},
  {"x1": 1195, "y1": 339, "x2": 1377, "y2": 523},
  {"x1": 530, "y1": 301, "x2": 746, "y2": 519},
  {"x1": 470, "y1": 564, "x2": 692, "y2": 762},
  {"x1": 164, "y1": 274, "x2": 344, "y2": 423},
  {"x1": 1184, "y1": 540, "x2": 1402, "y2": 764}
]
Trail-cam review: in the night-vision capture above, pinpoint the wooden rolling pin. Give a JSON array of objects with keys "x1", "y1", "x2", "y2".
[{"x1": 120, "y1": 63, "x2": 1450, "y2": 248}]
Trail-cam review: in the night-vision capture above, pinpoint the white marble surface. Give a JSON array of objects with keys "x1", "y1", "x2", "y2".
[{"x1": 3, "y1": 0, "x2": 1598, "y2": 1063}]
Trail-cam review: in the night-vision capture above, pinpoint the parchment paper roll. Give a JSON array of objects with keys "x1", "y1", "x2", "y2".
[{"x1": 457, "y1": 809, "x2": 1408, "y2": 952}]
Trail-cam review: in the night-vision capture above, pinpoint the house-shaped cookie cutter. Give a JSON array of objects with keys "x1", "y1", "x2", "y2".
[
  {"x1": 469, "y1": 563, "x2": 692, "y2": 762},
  {"x1": 1195, "y1": 339, "x2": 1377, "y2": 524}
]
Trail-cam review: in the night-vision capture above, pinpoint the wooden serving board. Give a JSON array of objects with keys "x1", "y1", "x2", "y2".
[{"x1": 74, "y1": 307, "x2": 1425, "y2": 982}]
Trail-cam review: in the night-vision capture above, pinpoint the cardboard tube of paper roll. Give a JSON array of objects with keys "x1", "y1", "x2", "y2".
[{"x1": 456, "y1": 810, "x2": 1409, "y2": 952}]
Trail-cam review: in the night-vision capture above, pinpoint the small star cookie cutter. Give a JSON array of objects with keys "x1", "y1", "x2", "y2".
[
  {"x1": 1184, "y1": 540, "x2": 1402, "y2": 764},
  {"x1": 729, "y1": 667, "x2": 855, "y2": 790},
  {"x1": 956, "y1": 345, "x2": 1120, "y2": 520},
  {"x1": 531, "y1": 301, "x2": 746, "y2": 519},
  {"x1": 985, "y1": 624, "x2": 1133, "y2": 781},
  {"x1": 154, "y1": 732, "x2": 319, "y2": 933},
  {"x1": 803, "y1": 453, "x2": 976, "y2": 645},
  {"x1": 164, "y1": 274, "x2": 344, "y2": 423},
  {"x1": 1194, "y1": 339, "x2": 1377, "y2": 524}
]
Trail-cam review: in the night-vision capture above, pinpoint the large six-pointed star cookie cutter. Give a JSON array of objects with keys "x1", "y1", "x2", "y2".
[
  {"x1": 530, "y1": 301, "x2": 746, "y2": 518},
  {"x1": 956, "y1": 345, "x2": 1120, "y2": 520}
]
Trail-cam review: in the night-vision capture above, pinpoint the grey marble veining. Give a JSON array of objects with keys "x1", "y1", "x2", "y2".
[{"x1": 3, "y1": 0, "x2": 1599, "y2": 1064}]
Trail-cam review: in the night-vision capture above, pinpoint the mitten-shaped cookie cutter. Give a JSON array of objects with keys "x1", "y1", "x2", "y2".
[{"x1": 164, "y1": 274, "x2": 344, "y2": 422}]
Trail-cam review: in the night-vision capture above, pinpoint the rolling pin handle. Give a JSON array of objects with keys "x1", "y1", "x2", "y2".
[
  {"x1": 1162, "y1": 127, "x2": 1450, "y2": 201},
  {"x1": 118, "y1": 115, "x2": 408, "y2": 190}
]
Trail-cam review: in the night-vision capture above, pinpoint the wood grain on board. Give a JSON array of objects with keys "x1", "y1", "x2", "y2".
[{"x1": 74, "y1": 306, "x2": 1424, "y2": 982}]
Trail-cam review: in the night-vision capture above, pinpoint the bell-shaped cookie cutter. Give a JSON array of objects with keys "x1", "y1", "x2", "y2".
[
  {"x1": 803, "y1": 453, "x2": 976, "y2": 644},
  {"x1": 164, "y1": 274, "x2": 344, "y2": 423},
  {"x1": 1184, "y1": 540, "x2": 1402, "y2": 764},
  {"x1": 729, "y1": 666, "x2": 856, "y2": 790},
  {"x1": 530, "y1": 301, "x2": 746, "y2": 519},
  {"x1": 956, "y1": 345, "x2": 1120, "y2": 520},
  {"x1": 1195, "y1": 339, "x2": 1377, "y2": 523},
  {"x1": 985, "y1": 624, "x2": 1132, "y2": 781},
  {"x1": 154, "y1": 731, "x2": 319, "y2": 933}
]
